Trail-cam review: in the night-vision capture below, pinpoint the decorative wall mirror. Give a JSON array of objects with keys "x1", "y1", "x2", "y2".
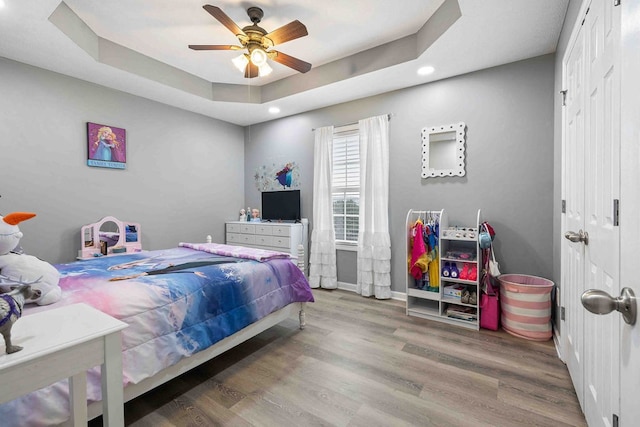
[{"x1": 421, "y1": 122, "x2": 466, "y2": 178}]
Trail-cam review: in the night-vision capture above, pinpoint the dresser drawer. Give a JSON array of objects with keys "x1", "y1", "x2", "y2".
[
  {"x1": 226, "y1": 223, "x2": 241, "y2": 233},
  {"x1": 227, "y1": 233, "x2": 256, "y2": 245},
  {"x1": 226, "y1": 233, "x2": 241, "y2": 244},
  {"x1": 254, "y1": 235, "x2": 273, "y2": 246},
  {"x1": 272, "y1": 226, "x2": 291, "y2": 237},
  {"x1": 255, "y1": 224, "x2": 274, "y2": 235},
  {"x1": 225, "y1": 221, "x2": 306, "y2": 273},
  {"x1": 271, "y1": 236, "x2": 291, "y2": 249},
  {"x1": 239, "y1": 224, "x2": 256, "y2": 234}
]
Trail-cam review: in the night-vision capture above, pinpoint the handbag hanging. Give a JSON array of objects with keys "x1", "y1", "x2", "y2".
[
  {"x1": 478, "y1": 222, "x2": 495, "y2": 249},
  {"x1": 479, "y1": 248, "x2": 500, "y2": 330},
  {"x1": 479, "y1": 274, "x2": 500, "y2": 330},
  {"x1": 489, "y1": 245, "x2": 501, "y2": 277}
]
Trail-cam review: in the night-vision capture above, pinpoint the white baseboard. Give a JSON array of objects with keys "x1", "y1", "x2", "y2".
[
  {"x1": 391, "y1": 290, "x2": 407, "y2": 301},
  {"x1": 337, "y1": 281, "x2": 356, "y2": 293},
  {"x1": 337, "y1": 282, "x2": 407, "y2": 301},
  {"x1": 553, "y1": 325, "x2": 564, "y2": 362}
]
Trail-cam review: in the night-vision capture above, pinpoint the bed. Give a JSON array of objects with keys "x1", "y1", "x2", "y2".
[{"x1": 0, "y1": 241, "x2": 314, "y2": 426}]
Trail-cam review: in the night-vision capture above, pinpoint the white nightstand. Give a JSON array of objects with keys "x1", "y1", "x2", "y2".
[{"x1": 0, "y1": 303, "x2": 128, "y2": 426}]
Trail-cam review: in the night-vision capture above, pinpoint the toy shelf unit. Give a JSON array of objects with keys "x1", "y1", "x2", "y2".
[
  {"x1": 406, "y1": 208, "x2": 483, "y2": 330},
  {"x1": 78, "y1": 216, "x2": 142, "y2": 260}
]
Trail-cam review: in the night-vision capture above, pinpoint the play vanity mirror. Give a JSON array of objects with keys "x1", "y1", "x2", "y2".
[
  {"x1": 99, "y1": 220, "x2": 120, "y2": 247},
  {"x1": 78, "y1": 216, "x2": 142, "y2": 259},
  {"x1": 421, "y1": 122, "x2": 466, "y2": 178}
]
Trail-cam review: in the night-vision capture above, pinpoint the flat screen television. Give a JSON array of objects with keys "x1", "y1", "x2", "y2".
[{"x1": 261, "y1": 190, "x2": 301, "y2": 222}]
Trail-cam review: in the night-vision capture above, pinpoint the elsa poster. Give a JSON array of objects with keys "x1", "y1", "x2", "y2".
[{"x1": 87, "y1": 122, "x2": 126, "y2": 169}]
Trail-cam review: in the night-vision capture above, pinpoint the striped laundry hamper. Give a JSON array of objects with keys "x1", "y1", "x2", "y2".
[{"x1": 498, "y1": 274, "x2": 555, "y2": 341}]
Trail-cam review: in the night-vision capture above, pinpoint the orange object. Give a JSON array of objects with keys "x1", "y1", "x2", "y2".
[{"x1": 2, "y1": 212, "x2": 36, "y2": 226}]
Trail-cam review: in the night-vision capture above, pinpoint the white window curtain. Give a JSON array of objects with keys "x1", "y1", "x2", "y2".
[
  {"x1": 357, "y1": 115, "x2": 391, "y2": 299},
  {"x1": 309, "y1": 126, "x2": 337, "y2": 289}
]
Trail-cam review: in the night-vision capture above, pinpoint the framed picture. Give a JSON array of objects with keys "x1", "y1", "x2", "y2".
[{"x1": 87, "y1": 122, "x2": 126, "y2": 169}]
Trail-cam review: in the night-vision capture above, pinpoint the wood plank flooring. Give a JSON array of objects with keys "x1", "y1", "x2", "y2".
[{"x1": 90, "y1": 289, "x2": 586, "y2": 427}]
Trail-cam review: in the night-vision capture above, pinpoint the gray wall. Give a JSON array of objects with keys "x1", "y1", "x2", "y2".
[
  {"x1": 0, "y1": 50, "x2": 557, "y2": 295},
  {"x1": 245, "y1": 54, "x2": 556, "y2": 294},
  {"x1": 0, "y1": 57, "x2": 245, "y2": 264}
]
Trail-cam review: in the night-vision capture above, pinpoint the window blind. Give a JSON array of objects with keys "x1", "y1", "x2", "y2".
[{"x1": 332, "y1": 127, "x2": 359, "y2": 242}]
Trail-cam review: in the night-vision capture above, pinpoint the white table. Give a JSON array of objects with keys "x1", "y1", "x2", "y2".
[{"x1": 0, "y1": 303, "x2": 128, "y2": 426}]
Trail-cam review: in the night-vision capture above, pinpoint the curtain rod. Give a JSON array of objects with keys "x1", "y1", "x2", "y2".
[{"x1": 311, "y1": 113, "x2": 393, "y2": 132}]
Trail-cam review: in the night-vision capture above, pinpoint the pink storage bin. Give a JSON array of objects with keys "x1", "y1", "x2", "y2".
[{"x1": 498, "y1": 274, "x2": 555, "y2": 341}]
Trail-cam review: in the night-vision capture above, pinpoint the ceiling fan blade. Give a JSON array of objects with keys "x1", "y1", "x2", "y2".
[
  {"x1": 244, "y1": 62, "x2": 259, "y2": 78},
  {"x1": 188, "y1": 44, "x2": 241, "y2": 50},
  {"x1": 263, "y1": 20, "x2": 308, "y2": 46},
  {"x1": 203, "y1": 5, "x2": 246, "y2": 37},
  {"x1": 270, "y1": 51, "x2": 312, "y2": 73}
]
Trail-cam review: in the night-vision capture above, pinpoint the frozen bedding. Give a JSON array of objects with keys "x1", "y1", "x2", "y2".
[{"x1": 0, "y1": 243, "x2": 314, "y2": 426}]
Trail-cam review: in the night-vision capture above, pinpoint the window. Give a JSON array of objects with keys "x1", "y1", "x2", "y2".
[{"x1": 332, "y1": 125, "x2": 359, "y2": 244}]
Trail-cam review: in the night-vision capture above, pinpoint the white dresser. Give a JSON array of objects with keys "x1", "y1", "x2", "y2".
[{"x1": 226, "y1": 221, "x2": 308, "y2": 271}]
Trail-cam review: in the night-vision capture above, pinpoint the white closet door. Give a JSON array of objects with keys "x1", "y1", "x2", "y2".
[
  {"x1": 562, "y1": 1, "x2": 621, "y2": 425},
  {"x1": 562, "y1": 12, "x2": 586, "y2": 407},
  {"x1": 582, "y1": 0, "x2": 621, "y2": 425}
]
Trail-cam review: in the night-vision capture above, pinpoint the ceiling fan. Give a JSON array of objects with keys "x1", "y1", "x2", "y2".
[{"x1": 189, "y1": 5, "x2": 312, "y2": 78}]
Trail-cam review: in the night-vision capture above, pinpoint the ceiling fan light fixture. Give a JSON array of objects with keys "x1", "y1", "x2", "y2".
[
  {"x1": 191, "y1": 6, "x2": 311, "y2": 78},
  {"x1": 258, "y1": 62, "x2": 273, "y2": 77},
  {"x1": 232, "y1": 54, "x2": 249, "y2": 72},
  {"x1": 250, "y1": 48, "x2": 268, "y2": 67}
]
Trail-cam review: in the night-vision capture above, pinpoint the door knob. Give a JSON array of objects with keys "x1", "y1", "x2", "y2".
[
  {"x1": 564, "y1": 229, "x2": 589, "y2": 245},
  {"x1": 581, "y1": 287, "x2": 636, "y2": 325}
]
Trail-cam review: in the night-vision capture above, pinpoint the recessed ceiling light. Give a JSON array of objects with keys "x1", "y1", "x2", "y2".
[
  {"x1": 0, "y1": 0, "x2": 6, "y2": 9},
  {"x1": 268, "y1": 106, "x2": 280, "y2": 114},
  {"x1": 417, "y1": 66, "x2": 435, "y2": 76}
]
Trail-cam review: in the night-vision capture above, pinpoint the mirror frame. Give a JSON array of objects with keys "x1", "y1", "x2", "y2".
[{"x1": 421, "y1": 122, "x2": 466, "y2": 178}]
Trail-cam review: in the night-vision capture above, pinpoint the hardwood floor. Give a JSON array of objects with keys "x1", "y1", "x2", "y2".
[{"x1": 91, "y1": 289, "x2": 586, "y2": 427}]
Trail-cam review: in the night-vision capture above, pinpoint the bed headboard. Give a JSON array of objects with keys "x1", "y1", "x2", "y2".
[{"x1": 78, "y1": 216, "x2": 142, "y2": 259}]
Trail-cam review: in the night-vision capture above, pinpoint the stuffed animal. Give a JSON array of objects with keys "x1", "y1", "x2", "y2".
[
  {"x1": 0, "y1": 212, "x2": 61, "y2": 305},
  {"x1": 0, "y1": 284, "x2": 41, "y2": 354}
]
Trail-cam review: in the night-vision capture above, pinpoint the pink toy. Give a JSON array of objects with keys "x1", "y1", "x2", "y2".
[{"x1": 78, "y1": 216, "x2": 142, "y2": 259}]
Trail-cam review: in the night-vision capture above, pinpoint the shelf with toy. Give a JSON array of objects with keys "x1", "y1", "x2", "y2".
[
  {"x1": 405, "y1": 208, "x2": 483, "y2": 330},
  {"x1": 438, "y1": 209, "x2": 482, "y2": 329}
]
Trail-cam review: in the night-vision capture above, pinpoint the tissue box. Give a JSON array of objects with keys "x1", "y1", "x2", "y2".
[{"x1": 444, "y1": 285, "x2": 465, "y2": 299}]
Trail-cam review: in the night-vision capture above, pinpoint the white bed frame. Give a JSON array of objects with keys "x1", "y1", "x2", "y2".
[
  {"x1": 82, "y1": 228, "x2": 309, "y2": 421},
  {"x1": 87, "y1": 302, "x2": 306, "y2": 421}
]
